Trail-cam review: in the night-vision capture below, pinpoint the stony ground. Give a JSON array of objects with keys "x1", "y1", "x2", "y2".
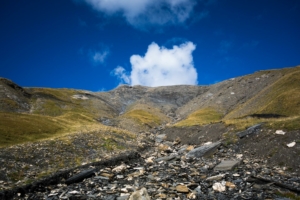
[{"x1": 1, "y1": 126, "x2": 300, "y2": 200}]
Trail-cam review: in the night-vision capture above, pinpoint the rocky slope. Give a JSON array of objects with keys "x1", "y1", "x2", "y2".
[{"x1": 0, "y1": 65, "x2": 300, "y2": 199}]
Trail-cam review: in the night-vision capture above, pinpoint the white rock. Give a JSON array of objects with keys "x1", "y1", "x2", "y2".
[
  {"x1": 236, "y1": 154, "x2": 243, "y2": 159},
  {"x1": 68, "y1": 190, "x2": 80, "y2": 194},
  {"x1": 128, "y1": 188, "x2": 151, "y2": 200},
  {"x1": 212, "y1": 182, "x2": 226, "y2": 192},
  {"x1": 203, "y1": 141, "x2": 212, "y2": 145},
  {"x1": 206, "y1": 174, "x2": 225, "y2": 181},
  {"x1": 112, "y1": 164, "x2": 127, "y2": 173},
  {"x1": 230, "y1": 92, "x2": 235, "y2": 95},
  {"x1": 287, "y1": 141, "x2": 296, "y2": 147},
  {"x1": 145, "y1": 156, "x2": 155, "y2": 164},
  {"x1": 275, "y1": 130, "x2": 285, "y2": 135}
]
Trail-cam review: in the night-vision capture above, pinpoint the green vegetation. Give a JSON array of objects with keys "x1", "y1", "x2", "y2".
[
  {"x1": 275, "y1": 191, "x2": 300, "y2": 200},
  {"x1": 224, "y1": 116, "x2": 300, "y2": 131},
  {"x1": 173, "y1": 107, "x2": 222, "y2": 127},
  {"x1": 266, "y1": 116, "x2": 300, "y2": 131},
  {"x1": 222, "y1": 132, "x2": 238, "y2": 146},
  {"x1": 225, "y1": 67, "x2": 300, "y2": 119},
  {"x1": 123, "y1": 109, "x2": 162, "y2": 127},
  {"x1": 0, "y1": 98, "x2": 20, "y2": 109},
  {"x1": 0, "y1": 112, "x2": 64, "y2": 147},
  {"x1": 223, "y1": 67, "x2": 300, "y2": 131},
  {"x1": 33, "y1": 100, "x2": 63, "y2": 116},
  {"x1": 256, "y1": 70, "x2": 300, "y2": 116}
]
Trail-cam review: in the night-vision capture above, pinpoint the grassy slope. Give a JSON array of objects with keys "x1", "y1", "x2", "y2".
[
  {"x1": 122, "y1": 109, "x2": 162, "y2": 127},
  {"x1": 225, "y1": 67, "x2": 300, "y2": 119},
  {"x1": 118, "y1": 102, "x2": 170, "y2": 130},
  {"x1": 0, "y1": 88, "x2": 117, "y2": 147},
  {"x1": 173, "y1": 107, "x2": 223, "y2": 127},
  {"x1": 224, "y1": 66, "x2": 300, "y2": 130},
  {"x1": 172, "y1": 66, "x2": 300, "y2": 131}
]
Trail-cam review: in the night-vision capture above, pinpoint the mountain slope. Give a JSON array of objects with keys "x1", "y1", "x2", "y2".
[{"x1": 0, "y1": 65, "x2": 300, "y2": 147}]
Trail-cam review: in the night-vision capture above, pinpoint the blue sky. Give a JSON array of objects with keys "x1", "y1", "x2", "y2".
[{"x1": 0, "y1": 0, "x2": 299, "y2": 91}]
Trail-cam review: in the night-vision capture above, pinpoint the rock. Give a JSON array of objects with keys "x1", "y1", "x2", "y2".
[
  {"x1": 206, "y1": 174, "x2": 225, "y2": 181},
  {"x1": 100, "y1": 173, "x2": 114, "y2": 179},
  {"x1": 128, "y1": 188, "x2": 150, "y2": 200},
  {"x1": 186, "y1": 145, "x2": 194, "y2": 151},
  {"x1": 212, "y1": 182, "x2": 226, "y2": 192},
  {"x1": 287, "y1": 141, "x2": 296, "y2": 147},
  {"x1": 112, "y1": 164, "x2": 127, "y2": 173},
  {"x1": 186, "y1": 141, "x2": 221, "y2": 159},
  {"x1": 275, "y1": 130, "x2": 285, "y2": 135},
  {"x1": 65, "y1": 168, "x2": 96, "y2": 185},
  {"x1": 158, "y1": 144, "x2": 171, "y2": 152},
  {"x1": 214, "y1": 160, "x2": 240, "y2": 171},
  {"x1": 236, "y1": 154, "x2": 243, "y2": 159},
  {"x1": 236, "y1": 124, "x2": 262, "y2": 138},
  {"x1": 225, "y1": 182, "x2": 236, "y2": 189},
  {"x1": 145, "y1": 156, "x2": 155, "y2": 164},
  {"x1": 156, "y1": 134, "x2": 166, "y2": 143},
  {"x1": 68, "y1": 190, "x2": 81, "y2": 194},
  {"x1": 155, "y1": 155, "x2": 176, "y2": 162},
  {"x1": 176, "y1": 185, "x2": 189, "y2": 193}
]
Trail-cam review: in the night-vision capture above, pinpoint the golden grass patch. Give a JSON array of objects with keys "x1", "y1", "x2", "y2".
[
  {"x1": 173, "y1": 107, "x2": 222, "y2": 127},
  {"x1": 225, "y1": 67, "x2": 300, "y2": 119},
  {"x1": 224, "y1": 116, "x2": 300, "y2": 131},
  {"x1": 122, "y1": 109, "x2": 162, "y2": 127}
]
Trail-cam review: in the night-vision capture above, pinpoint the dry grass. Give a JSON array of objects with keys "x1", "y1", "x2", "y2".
[
  {"x1": 173, "y1": 107, "x2": 223, "y2": 127},
  {"x1": 223, "y1": 116, "x2": 300, "y2": 131},
  {"x1": 0, "y1": 108, "x2": 135, "y2": 148},
  {"x1": 225, "y1": 67, "x2": 300, "y2": 119},
  {"x1": 0, "y1": 112, "x2": 64, "y2": 147},
  {"x1": 122, "y1": 109, "x2": 162, "y2": 127}
]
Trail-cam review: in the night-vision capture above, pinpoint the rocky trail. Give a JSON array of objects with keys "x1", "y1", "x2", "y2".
[{"x1": 1, "y1": 127, "x2": 300, "y2": 200}]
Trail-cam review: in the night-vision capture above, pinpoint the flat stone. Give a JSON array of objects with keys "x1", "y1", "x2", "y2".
[
  {"x1": 112, "y1": 164, "x2": 127, "y2": 173},
  {"x1": 225, "y1": 182, "x2": 236, "y2": 189},
  {"x1": 236, "y1": 124, "x2": 261, "y2": 138},
  {"x1": 176, "y1": 185, "x2": 189, "y2": 193},
  {"x1": 287, "y1": 141, "x2": 296, "y2": 147},
  {"x1": 212, "y1": 182, "x2": 226, "y2": 192},
  {"x1": 214, "y1": 160, "x2": 240, "y2": 171},
  {"x1": 206, "y1": 174, "x2": 225, "y2": 181},
  {"x1": 155, "y1": 155, "x2": 176, "y2": 162},
  {"x1": 186, "y1": 141, "x2": 221, "y2": 159},
  {"x1": 100, "y1": 173, "x2": 114, "y2": 179}
]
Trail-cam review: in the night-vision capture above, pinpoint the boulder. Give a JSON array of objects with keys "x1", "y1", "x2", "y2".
[{"x1": 186, "y1": 141, "x2": 221, "y2": 159}]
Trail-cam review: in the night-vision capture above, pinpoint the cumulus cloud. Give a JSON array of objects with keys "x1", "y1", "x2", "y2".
[
  {"x1": 113, "y1": 66, "x2": 131, "y2": 84},
  {"x1": 92, "y1": 50, "x2": 109, "y2": 64},
  {"x1": 83, "y1": 0, "x2": 198, "y2": 28},
  {"x1": 113, "y1": 41, "x2": 198, "y2": 87}
]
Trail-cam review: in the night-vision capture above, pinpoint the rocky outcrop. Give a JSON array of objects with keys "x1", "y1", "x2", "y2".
[{"x1": 2, "y1": 130, "x2": 299, "y2": 199}]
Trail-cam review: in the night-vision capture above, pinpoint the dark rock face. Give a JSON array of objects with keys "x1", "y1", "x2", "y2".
[{"x1": 0, "y1": 78, "x2": 31, "y2": 112}]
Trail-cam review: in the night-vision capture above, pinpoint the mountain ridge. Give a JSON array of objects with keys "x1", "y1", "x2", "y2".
[{"x1": 1, "y1": 65, "x2": 300, "y2": 144}]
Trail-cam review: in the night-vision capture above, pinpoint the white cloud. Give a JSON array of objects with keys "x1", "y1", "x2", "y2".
[
  {"x1": 113, "y1": 41, "x2": 198, "y2": 87},
  {"x1": 83, "y1": 0, "x2": 198, "y2": 28},
  {"x1": 92, "y1": 50, "x2": 109, "y2": 64},
  {"x1": 113, "y1": 66, "x2": 131, "y2": 84}
]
